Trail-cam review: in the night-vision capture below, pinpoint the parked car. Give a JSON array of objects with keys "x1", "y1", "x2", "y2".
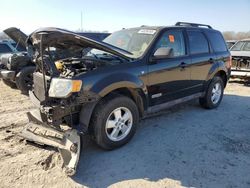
[
  {"x1": 21, "y1": 22, "x2": 231, "y2": 175},
  {"x1": 0, "y1": 27, "x2": 35, "y2": 93},
  {"x1": 0, "y1": 39, "x2": 22, "y2": 55},
  {"x1": 0, "y1": 27, "x2": 110, "y2": 94},
  {"x1": 230, "y1": 39, "x2": 250, "y2": 78},
  {"x1": 226, "y1": 40, "x2": 237, "y2": 49}
]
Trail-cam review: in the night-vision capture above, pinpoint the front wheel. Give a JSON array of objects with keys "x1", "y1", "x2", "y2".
[
  {"x1": 91, "y1": 95, "x2": 139, "y2": 150},
  {"x1": 16, "y1": 66, "x2": 35, "y2": 95},
  {"x1": 199, "y1": 76, "x2": 224, "y2": 109}
]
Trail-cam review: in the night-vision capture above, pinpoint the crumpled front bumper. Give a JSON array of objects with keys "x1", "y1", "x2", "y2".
[{"x1": 19, "y1": 91, "x2": 82, "y2": 176}]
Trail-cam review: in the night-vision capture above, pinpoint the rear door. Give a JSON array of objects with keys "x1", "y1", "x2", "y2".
[
  {"x1": 186, "y1": 29, "x2": 215, "y2": 93},
  {"x1": 147, "y1": 29, "x2": 192, "y2": 106},
  {"x1": 205, "y1": 30, "x2": 230, "y2": 73}
]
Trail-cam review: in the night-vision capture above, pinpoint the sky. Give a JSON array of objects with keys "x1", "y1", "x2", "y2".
[{"x1": 1, "y1": 0, "x2": 250, "y2": 34}]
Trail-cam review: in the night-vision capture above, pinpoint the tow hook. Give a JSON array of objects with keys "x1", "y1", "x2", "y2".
[{"x1": 19, "y1": 122, "x2": 81, "y2": 176}]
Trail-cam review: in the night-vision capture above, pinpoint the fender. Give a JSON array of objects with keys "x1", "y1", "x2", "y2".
[
  {"x1": 79, "y1": 72, "x2": 148, "y2": 133},
  {"x1": 204, "y1": 61, "x2": 228, "y2": 90},
  {"x1": 90, "y1": 72, "x2": 147, "y2": 97}
]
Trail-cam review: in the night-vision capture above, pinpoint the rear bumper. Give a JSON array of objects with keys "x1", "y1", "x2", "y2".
[{"x1": 0, "y1": 69, "x2": 15, "y2": 81}]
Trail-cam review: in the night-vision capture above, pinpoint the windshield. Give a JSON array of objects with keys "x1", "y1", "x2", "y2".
[
  {"x1": 231, "y1": 41, "x2": 245, "y2": 51},
  {"x1": 91, "y1": 28, "x2": 157, "y2": 58}
]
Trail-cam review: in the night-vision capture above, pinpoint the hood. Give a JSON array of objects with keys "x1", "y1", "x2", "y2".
[
  {"x1": 3, "y1": 27, "x2": 28, "y2": 50},
  {"x1": 27, "y1": 27, "x2": 133, "y2": 60},
  {"x1": 230, "y1": 50, "x2": 250, "y2": 58}
]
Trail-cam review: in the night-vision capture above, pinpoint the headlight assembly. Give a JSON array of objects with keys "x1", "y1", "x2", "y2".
[{"x1": 48, "y1": 78, "x2": 82, "y2": 98}]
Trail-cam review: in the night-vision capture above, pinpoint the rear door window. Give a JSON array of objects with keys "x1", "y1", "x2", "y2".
[
  {"x1": 0, "y1": 44, "x2": 13, "y2": 53},
  {"x1": 154, "y1": 30, "x2": 186, "y2": 57},
  {"x1": 206, "y1": 32, "x2": 227, "y2": 52},
  {"x1": 187, "y1": 31, "x2": 209, "y2": 54}
]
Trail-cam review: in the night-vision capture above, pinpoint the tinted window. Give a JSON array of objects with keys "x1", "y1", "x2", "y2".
[
  {"x1": 206, "y1": 32, "x2": 227, "y2": 52},
  {"x1": 187, "y1": 31, "x2": 209, "y2": 54},
  {"x1": 0, "y1": 44, "x2": 12, "y2": 53},
  {"x1": 231, "y1": 41, "x2": 244, "y2": 51},
  {"x1": 154, "y1": 30, "x2": 185, "y2": 57},
  {"x1": 242, "y1": 42, "x2": 250, "y2": 51}
]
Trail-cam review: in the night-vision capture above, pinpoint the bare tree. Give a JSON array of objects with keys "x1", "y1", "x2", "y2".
[{"x1": 223, "y1": 31, "x2": 250, "y2": 40}]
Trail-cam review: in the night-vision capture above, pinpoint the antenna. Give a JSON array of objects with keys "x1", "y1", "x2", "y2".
[{"x1": 81, "y1": 11, "x2": 83, "y2": 32}]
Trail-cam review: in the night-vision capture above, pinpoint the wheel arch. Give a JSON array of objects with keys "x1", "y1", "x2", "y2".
[
  {"x1": 205, "y1": 61, "x2": 229, "y2": 90},
  {"x1": 214, "y1": 70, "x2": 227, "y2": 87},
  {"x1": 79, "y1": 86, "x2": 148, "y2": 134}
]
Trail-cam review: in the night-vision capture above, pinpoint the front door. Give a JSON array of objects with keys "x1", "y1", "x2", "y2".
[{"x1": 147, "y1": 29, "x2": 192, "y2": 106}]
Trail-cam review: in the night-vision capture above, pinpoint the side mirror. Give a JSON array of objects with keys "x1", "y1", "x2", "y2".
[{"x1": 150, "y1": 47, "x2": 174, "y2": 62}]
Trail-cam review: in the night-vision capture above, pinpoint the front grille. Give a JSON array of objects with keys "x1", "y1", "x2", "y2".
[{"x1": 33, "y1": 72, "x2": 48, "y2": 102}]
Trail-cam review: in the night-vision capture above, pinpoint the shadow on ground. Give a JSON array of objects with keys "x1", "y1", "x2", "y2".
[
  {"x1": 72, "y1": 94, "x2": 250, "y2": 188},
  {"x1": 229, "y1": 78, "x2": 250, "y2": 86}
]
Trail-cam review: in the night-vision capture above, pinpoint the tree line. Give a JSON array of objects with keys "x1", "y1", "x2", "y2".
[{"x1": 222, "y1": 31, "x2": 250, "y2": 40}]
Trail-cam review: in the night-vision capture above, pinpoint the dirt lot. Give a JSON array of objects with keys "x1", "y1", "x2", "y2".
[{"x1": 0, "y1": 80, "x2": 250, "y2": 188}]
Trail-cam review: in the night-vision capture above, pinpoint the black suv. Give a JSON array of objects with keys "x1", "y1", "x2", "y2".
[{"x1": 26, "y1": 22, "x2": 231, "y2": 151}]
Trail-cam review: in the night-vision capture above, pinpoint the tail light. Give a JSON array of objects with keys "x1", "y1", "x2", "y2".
[{"x1": 226, "y1": 55, "x2": 232, "y2": 69}]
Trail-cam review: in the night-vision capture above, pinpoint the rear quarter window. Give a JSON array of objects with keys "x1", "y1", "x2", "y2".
[
  {"x1": 206, "y1": 31, "x2": 227, "y2": 52},
  {"x1": 187, "y1": 31, "x2": 209, "y2": 54}
]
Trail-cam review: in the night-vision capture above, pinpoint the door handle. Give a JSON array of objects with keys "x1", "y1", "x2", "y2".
[
  {"x1": 208, "y1": 58, "x2": 214, "y2": 63},
  {"x1": 179, "y1": 62, "x2": 187, "y2": 68}
]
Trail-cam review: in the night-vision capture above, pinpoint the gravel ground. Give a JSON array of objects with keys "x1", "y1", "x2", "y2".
[{"x1": 0, "y1": 79, "x2": 250, "y2": 188}]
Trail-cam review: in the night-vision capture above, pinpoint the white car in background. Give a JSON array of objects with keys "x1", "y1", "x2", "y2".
[{"x1": 230, "y1": 39, "x2": 250, "y2": 78}]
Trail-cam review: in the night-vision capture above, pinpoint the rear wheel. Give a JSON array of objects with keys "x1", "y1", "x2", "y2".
[
  {"x1": 91, "y1": 95, "x2": 139, "y2": 150},
  {"x1": 199, "y1": 76, "x2": 224, "y2": 109},
  {"x1": 16, "y1": 66, "x2": 35, "y2": 95}
]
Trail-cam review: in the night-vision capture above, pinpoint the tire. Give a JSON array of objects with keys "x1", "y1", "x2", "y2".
[
  {"x1": 199, "y1": 76, "x2": 224, "y2": 109},
  {"x1": 16, "y1": 66, "x2": 35, "y2": 95},
  {"x1": 2, "y1": 79, "x2": 17, "y2": 88},
  {"x1": 91, "y1": 95, "x2": 139, "y2": 150}
]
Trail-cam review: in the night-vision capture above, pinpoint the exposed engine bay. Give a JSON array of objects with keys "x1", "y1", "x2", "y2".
[
  {"x1": 232, "y1": 56, "x2": 250, "y2": 70},
  {"x1": 231, "y1": 56, "x2": 250, "y2": 78},
  {"x1": 54, "y1": 56, "x2": 120, "y2": 78}
]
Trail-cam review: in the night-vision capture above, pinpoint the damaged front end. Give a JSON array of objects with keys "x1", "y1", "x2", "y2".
[
  {"x1": 231, "y1": 56, "x2": 250, "y2": 78},
  {"x1": 19, "y1": 27, "x2": 131, "y2": 175},
  {"x1": 21, "y1": 120, "x2": 80, "y2": 176},
  {"x1": 230, "y1": 40, "x2": 250, "y2": 78}
]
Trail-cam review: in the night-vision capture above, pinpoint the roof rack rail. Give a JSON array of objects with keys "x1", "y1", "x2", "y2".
[{"x1": 175, "y1": 22, "x2": 212, "y2": 29}]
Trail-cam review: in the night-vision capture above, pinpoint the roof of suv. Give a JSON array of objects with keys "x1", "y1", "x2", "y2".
[{"x1": 132, "y1": 22, "x2": 218, "y2": 33}]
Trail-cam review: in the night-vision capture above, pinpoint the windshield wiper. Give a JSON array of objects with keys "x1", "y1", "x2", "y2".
[{"x1": 101, "y1": 53, "x2": 126, "y2": 62}]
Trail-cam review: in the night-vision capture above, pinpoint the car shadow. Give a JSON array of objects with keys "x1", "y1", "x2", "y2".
[{"x1": 72, "y1": 94, "x2": 250, "y2": 188}]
